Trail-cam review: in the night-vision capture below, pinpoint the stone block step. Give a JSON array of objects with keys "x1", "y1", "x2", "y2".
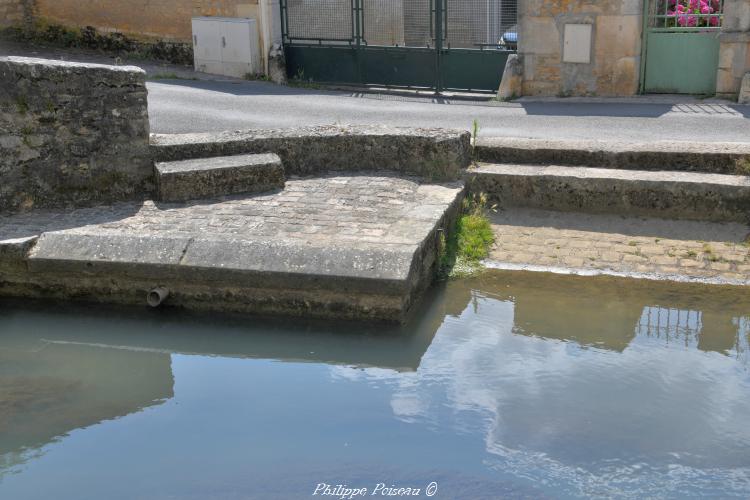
[
  {"x1": 468, "y1": 163, "x2": 750, "y2": 222},
  {"x1": 155, "y1": 153, "x2": 284, "y2": 202},
  {"x1": 474, "y1": 138, "x2": 750, "y2": 175}
]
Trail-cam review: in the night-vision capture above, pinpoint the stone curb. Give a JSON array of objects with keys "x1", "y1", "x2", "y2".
[
  {"x1": 150, "y1": 125, "x2": 472, "y2": 182},
  {"x1": 475, "y1": 138, "x2": 750, "y2": 174}
]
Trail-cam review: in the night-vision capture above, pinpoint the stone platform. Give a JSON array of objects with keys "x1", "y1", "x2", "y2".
[{"x1": 0, "y1": 174, "x2": 464, "y2": 322}]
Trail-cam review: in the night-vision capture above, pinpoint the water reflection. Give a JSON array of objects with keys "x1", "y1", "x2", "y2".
[
  {"x1": 0, "y1": 338, "x2": 173, "y2": 473},
  {"x1": 0, "y1": 271, "x2": 749, "y2": 498}
]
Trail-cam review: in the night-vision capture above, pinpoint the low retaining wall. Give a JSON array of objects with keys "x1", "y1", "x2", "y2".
[
  {"x1": 151, "y1": 126, "x2": 472, "y2": 181},
  {"x1": 0, "y1": 56, "x2": 153, "y2": 213}
]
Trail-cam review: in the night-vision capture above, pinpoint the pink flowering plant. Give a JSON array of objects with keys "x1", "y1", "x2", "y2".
[{"x1": 661, "y1": 0, "x2": 723, "y2": 27}]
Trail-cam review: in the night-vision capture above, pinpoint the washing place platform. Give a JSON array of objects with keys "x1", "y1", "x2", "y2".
[
  {"x1": 0, "y1": 123, "x2": 471, "y2": 322},
  {"x1": 0, "y1": 173, "x2": 464, "y2": 322}
]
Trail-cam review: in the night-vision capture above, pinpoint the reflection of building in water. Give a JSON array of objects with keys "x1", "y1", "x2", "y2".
[
  {"x1": 0, "y1": 300, "x2": 442, "y2": 476},
  {"x1": 0, "y1": 341, "x2": 174, "y2": 473},
  {"x1": 442, "y1": 271, "x2": 750, "y2": 358},
  {"x1": 730, "y1": 317, "x2": 750, "y2": 362},
  {"x1": 337, "y1": 274, "x2": 750, "y2": 484},
  {"x1": 635, "y1": 306, "x2": 702, "y2": 349},
  {"x1": 633, "y1": 305, "x2": 750, "y2": 360}
]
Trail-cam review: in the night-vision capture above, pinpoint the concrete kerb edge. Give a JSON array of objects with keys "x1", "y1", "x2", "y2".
[{"x1": 474, "y1": 138, "x2": 750, "y2": 174}]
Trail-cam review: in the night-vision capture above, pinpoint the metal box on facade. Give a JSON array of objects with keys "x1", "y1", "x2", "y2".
[{"x1": 192, "y1": 17, "x2": 261, "y2": 78}]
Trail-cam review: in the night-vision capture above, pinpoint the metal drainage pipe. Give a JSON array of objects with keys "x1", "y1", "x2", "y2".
[{"x1": 147, "y1": 287, "x2": 170, "y2": 308}]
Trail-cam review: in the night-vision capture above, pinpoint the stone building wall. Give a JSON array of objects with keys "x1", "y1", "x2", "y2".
[
  {"x1": 518, "y1": 0, "x2": 643, "y2": 96},
  {"x1": 29, "y1": 0, "x2": 282, "y2": 72},
  {"x1": 0, "y1": 57, "x2": 153, "y2": 213},
  {"x1": 33, "y1": 0, "x2": 259, "y2": 41},
  {"x1": 716, "y1": 0, "x2": 750, "y2": 98},
  {"x1": 0, "y1": 0, "x2": 24, "y2": 27}
]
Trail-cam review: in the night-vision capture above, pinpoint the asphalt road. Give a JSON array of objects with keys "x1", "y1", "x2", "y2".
[
  {"x1": 3, "y1": 41, "x2": 749, "y2": 142},
  {"x1": 147, "y1": 79, "x2": 750, "y2": 142}
]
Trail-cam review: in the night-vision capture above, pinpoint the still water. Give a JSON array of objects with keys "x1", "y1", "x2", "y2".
[{"x1": 1, "y1": 271, "x2": 749, "y2": 499}]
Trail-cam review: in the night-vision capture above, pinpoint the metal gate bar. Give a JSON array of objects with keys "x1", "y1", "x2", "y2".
[{"x1": 280, "y1": 0, "x2": 517, "y2": 92}]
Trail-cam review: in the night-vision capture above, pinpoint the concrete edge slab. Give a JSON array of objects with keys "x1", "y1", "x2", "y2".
[
  {"x1": 473, "y1": 163, "x2": 750, "y2": 186},
  {"x1": 475, "y1": 137, "x2": 750, "y2": 174},
  {"x1": 155, "y1": 153, "x2": 282, "y2": 174},
  {"x1": 25, "y1": 232, "x2": 420, "y2": 295}
]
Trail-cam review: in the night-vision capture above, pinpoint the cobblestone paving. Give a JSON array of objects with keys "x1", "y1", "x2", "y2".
[
  {"x1": 0, "y1": 174, "x2": 463, "y2": 248},
  {"x1": 489, "y1": 208, "x2": 750, "y2": 285}
]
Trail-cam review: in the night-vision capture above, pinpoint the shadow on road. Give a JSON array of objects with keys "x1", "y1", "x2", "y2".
[
  {"x1": 520, "y1": 101, "x2": 749, "y2": 119},
  {"x1": 147, "y1": 77, "x2": 349, "y2": 97}
]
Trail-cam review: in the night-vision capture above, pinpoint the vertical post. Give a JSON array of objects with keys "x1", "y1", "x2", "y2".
[
  {"x1": 279, "y1": 0, "x2": 288, "y2": 43},
  {"x1": 354, "y1": 0, "x2": 363, "y2": 84},
  {"x1": 355, "y1": 0, "x2": 361, "y2": 47},
  {"x1": 638, "y1": 0, "x2": 649, "y2": 93},
  {"x1": 435, "y1": 0, "x2": 443, "y2": 93}
]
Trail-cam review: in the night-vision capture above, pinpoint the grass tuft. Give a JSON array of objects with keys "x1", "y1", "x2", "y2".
[{"x1": 439, "y1": 193, "x2": 496, "y2": 279}]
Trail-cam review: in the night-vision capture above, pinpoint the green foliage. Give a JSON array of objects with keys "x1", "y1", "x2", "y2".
[
  {"x1": 288, "y1": 69, "x2": 323, "y2": 89},
  {"x1": 735, "y1": 158, "x2": 750, "y2": 176},
  {"x1": 15, "y1": 95, "x2": 28, "y2": 115},
  {"x1": 456, "y1": 212, "x2": 494, "y2": 261},
  {"x1": 4, "y1": 22, "x2": 193, "y2": 66},
  {"x1": 438, "y1": 192, "x2": 496, "y2": 279}
]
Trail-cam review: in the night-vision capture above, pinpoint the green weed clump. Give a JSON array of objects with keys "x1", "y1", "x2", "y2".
[
  {"x1": 439, "y1": 193, "x2": 496, "y2": 279},
  {"x1": 735, "y1": 158, "x2": 750, "y2": 176}
]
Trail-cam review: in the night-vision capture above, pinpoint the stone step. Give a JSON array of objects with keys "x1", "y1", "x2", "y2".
[
  {"x1": 155, "y1": 153, "x2": 285, "y2": 202},
  {"x1": 150, "y1": 125, "x2": 471, "y2": 182},
  {"x1": 468, "y1": 163, "x2": 750, "y2": 222},
  {"x1": 474, "y1": 138, "x2": 750, "y2": 175}
]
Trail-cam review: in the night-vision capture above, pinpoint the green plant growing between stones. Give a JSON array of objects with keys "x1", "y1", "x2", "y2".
[
  {"x1": 735, "y1": 158, "x2": 750, "y2": 176},
  {"x1": 471, "y1": 119, "x2": 480, "y2": 158},
  {"x1": 16, "y1": 95, "x2": 29, "y2": 115},
  {"x1": 289, "y1": 69, "x2": 322, "y2": 90},
  {"x1": 439, "y1": 192, "x2": 496, "y2": 279}
]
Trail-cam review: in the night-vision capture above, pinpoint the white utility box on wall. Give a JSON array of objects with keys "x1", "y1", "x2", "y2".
[
  {"x1": 562, "y1": 24, "x2": 593, "y2": 64},
  {"x1": 192, "y1": 17, "x2": 262, "y2": 78}
]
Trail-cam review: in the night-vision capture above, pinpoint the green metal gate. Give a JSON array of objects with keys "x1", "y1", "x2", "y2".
[
  {"x1": 281, "y1": 0, "x2": 517, "y2": 92},
  {"x1": 641, "y1": 0, "x2": 724, "y2": 94}
]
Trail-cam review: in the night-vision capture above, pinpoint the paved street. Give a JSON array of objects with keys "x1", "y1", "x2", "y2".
[
  {"x1": 2, "y1": 40, "x2": 749, "y2": 141},
  {"x1": 147, "y1": 79, "x2": 750, "y2": 141}
]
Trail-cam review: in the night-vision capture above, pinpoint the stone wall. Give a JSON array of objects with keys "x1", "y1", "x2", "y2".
[
  {"x1": 0, "y1": 57, "x2": 153, "y2": 213},
  {"x1": 0, "y1": 0, "x2": 24, "y2": 27},
  {"x1": 519, "y1": 0, "x2": 643, "y2": 96},
  {"x1": 30, "y1": 0, "x2": 282, "y2": 72},
  {"x1": 150, "y1": 126, "x2": 472, "y2": 182},
  {"x1": 716, "y1": 0, "x2": 750, "y2": 98},
  {"x1": 33, "y1": 0, "x2": 242, "y2": 41}
]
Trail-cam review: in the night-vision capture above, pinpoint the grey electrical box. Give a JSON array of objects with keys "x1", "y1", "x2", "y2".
[{"x1": 192, "y1": 17, "x2": 262, "y2": 78}]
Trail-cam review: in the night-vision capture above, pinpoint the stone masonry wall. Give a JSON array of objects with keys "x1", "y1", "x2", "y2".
[
  {"x1": 716, "y1": 0, "x2": 750, "y2": 98},
  {"x1": 519, "y1": 0, "x2": 643, "y2": 96},
  {"x1": 0, "y1": 56, "x2": 153, "y2": 213},
  {"x1": 34, "y1": 0, "x2": 259, "y2": 42},
  {"x1": 0, "y1": 0, "x2": 25, "y2": 27}
]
